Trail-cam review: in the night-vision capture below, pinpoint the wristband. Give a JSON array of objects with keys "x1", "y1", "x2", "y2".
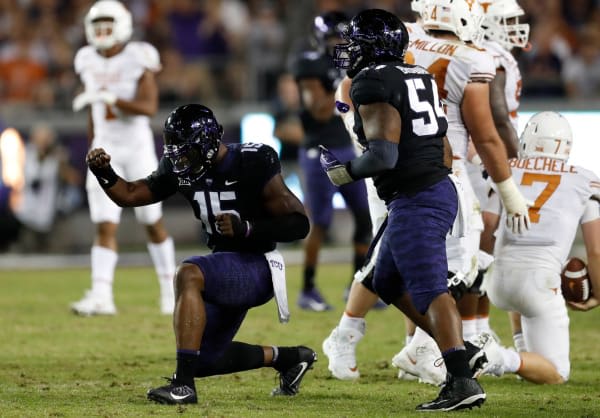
[{"x1": 91, "y1": 165, "x2": 119, "y2": 189}]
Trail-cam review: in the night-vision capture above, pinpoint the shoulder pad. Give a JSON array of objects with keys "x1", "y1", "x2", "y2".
[
  {"x1": 239, "y1": 143, "x2": 281, "y2": 183},
  {"x1": 350, "y1": 65, "x2": 391, "y2": 105},
  {"x1": 125, "y1": 42, "x2": 162, "y2": 72},
  {"x1": 74, "y1": 46, "x2": 96, "y2": 74}
]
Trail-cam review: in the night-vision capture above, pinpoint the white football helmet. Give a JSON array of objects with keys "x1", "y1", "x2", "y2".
[
  {"x1": 84, "y1": 0, "x2": 132, "y2": 50},
  {"x1": 421, "y1": 0, "x2": 485, "y2": 44},
  {"x1": 480, "y1": 0, "x2": 530, "y2": 50},
  {"x1": 519, "y1": 111, "x2": 572, "y2": 161},
  {"x1": 411, "y1": 0, "x2": 425, "y2": 15}
]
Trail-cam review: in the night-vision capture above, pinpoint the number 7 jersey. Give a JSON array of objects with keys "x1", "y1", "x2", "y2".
[{"x1": 485, "y1": 157, "x2": 600, "y2": 270}]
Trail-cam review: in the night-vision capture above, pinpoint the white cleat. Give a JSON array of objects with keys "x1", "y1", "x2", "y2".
[
  {"x1": 322, "y1": 326, "x2": 363, "y2": 380},
  {"x1": 70, "y1": 291, "x2": 117, "y2": 316},
  {"x1": 392, "y1": 340, "x2": 447, "y2": 386},
  {"x1": 469, "y1": 332, "x2": 505, "y2": 377}
]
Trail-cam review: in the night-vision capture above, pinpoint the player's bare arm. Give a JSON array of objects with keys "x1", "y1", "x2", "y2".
[
  {"x1": 86, "y1": 147, "x2": 156, "y2": 206},
  {"x1": 489, "y1": 69, "x2": 519, "y2": 158},
  {"x1": 462, "y1": 82, "x2": 511, "y2": 183},
  {"x1": 113, "y1": 70, "x2": 158, "y2": 116}
]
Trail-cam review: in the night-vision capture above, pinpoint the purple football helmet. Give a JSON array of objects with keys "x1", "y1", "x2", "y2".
[
  {"x1": 163, "y1": 104, "x2": 223, "y2": 182},
  {"x1": 334, "y1": 9, "x2": 409, "y2": 76},
  {"x1": 312, "y1": 11, "x2": 349, "y2": 55}
]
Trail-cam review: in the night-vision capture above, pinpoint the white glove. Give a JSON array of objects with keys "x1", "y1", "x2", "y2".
[
  {"x1": 72, "y1": 90, "x2": 118, "y2": 112},
  {"x1": 495, "y1": 177, "x2": 531, "y2": 234},
  {"x1": 72, "y1": 91, "x2": 96, "y2": 112}
]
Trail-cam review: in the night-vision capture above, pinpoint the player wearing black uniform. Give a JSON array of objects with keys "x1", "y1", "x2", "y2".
[
  {"x1": 321, "y1": 9, "x2": 486, "y2": 411},
  {"x1": 292, "y1": 11, "x2": 372, "y2": 312},
  {"x1": 85, "y1": 104, "x2": 315, "y2": 405}
]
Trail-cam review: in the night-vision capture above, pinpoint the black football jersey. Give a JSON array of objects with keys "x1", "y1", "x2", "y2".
[
  {"x1": 145, "y1": 143, "x2": 281, "y2": 253},
  {"x1": 351, "y1": 61, "x2": 450, "y2": 201}
]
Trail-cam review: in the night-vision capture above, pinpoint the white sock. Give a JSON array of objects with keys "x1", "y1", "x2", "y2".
[
  {"x1": 513, "y1": 332, "x2": 527, "y2": 352},
  {"x1": 462, "y1": 319, "x2": 477, "y2": 341},
  {"x1": 411, "y1": 327, "x2": 435, "y2": 347},
  {"x1": 476, "y1": 316, "x2": 491, "y2": 333},
  {"x1": 500, "y1": 346, "x2": 522, "y2": 373},
  {"x1": 339, "y1": 312, "x2": 366, "y2": 335},
  {"x1": 405, "y1": 334, "x2": 413, "y2": 346},
  {"x1": 147, "y1": 237, "x2": 176, "y2": 298},
  {"x1": 90, "y1": 245, "x2": 118, "y2": 299}
]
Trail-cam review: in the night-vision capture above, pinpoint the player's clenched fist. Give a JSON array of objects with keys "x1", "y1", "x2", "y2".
[{"x1": 86, "y1": 148, "x2": 118, "y2": 189}]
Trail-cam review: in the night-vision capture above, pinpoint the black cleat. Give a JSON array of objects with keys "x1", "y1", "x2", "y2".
[
  {"x1": 416, "y1": 374, "x2": 486, "y2": 411},
  {"x1": 465, "y1": 340, "x2": 488, "y2": 378},
  {"x1": 271, "y1": 346, "x2": 317, "y2": 396},
  {"x1": 147, "y1": 377, "x2": 198, "y2": 405}
]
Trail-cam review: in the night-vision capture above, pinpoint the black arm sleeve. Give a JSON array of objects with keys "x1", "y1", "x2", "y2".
[
  {"x1": 249, "y1": 212, "x2": 309, "y2": 242},
  {"x1": 348, "y1": 139, "x2": 399, "y2": 179}
]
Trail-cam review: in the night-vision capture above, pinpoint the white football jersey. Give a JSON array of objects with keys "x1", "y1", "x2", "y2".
[
  {"x1": 485, "y1": 157, "x2": 600, "y2": 271},
  {"x1": 406, "y1": 34, "x2": 496, "y2": 159},
  {"x1": 74, "y1": 41, "x2": 161, "y2": 152},
  {"x1": 405, "y1": 21, "x2": 426, "y2": 38},
  {"x1": 481, "y1": 40, "x2": 522, "y2": 132}
]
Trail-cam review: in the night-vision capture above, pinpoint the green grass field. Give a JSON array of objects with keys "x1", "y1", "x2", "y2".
[{"x1": 1, "y1": 263, "x2": 600, "y2": 417}]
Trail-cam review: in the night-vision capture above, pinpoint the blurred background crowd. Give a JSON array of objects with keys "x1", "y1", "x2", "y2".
[
  {"x1": 1, "y1": 0, "x2": 600, "y2": 108},
  {"x1": 1, "y1": 0, "x2": 599, "y2": 253}
]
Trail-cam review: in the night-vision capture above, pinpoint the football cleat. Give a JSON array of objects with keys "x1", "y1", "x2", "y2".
[
  {"x1": 271, "y1": 346, "x2": 317, "y2": 396},
  {"x1": 297, "y1": 288, "x2": 333, "y2": 312},
  {"x1": 147, "y1": 377, "x2": 198, "y2": 405},
  {"x1": 391, "y1": 340, "x2": 446, "y2": 386},
  {"x1": 465, "y1": 340, "x2": 488, "y2": 378},
  {"x1": 469, "y1": 332, "x2": 505, "y2": 377},
  {"x1": 70, "y1": 290, "x2": 117, "y2": 316},
  {"x1": 416, "y1": 374, "x2": 486, "y2": 411},
  {"x1": 322, "y1": 326, "x2": 364, "y2": 380}
]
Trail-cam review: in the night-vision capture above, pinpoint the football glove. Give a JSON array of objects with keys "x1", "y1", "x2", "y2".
[
  {"x1": 495, "y1": 177, "x2": 531, "y2": 235},
  {"x1": 319, "y1": 145, "x2": 354, "y2": 186},
  {"x1": 72, "y1": 90, "x2": 117, "y2": 112}
]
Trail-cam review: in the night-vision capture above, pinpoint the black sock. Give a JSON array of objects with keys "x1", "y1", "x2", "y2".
[
  {"x1": 303, "y1": 266, "x2": 315, "y2": 291},
  {"x1": 196, "y1": 342, "x2": 265, "y2": 377},
  {"x1": 272, "y1": 346, "x2": 300, "y2": 372},
  {"x1": 442, "y1": 347, "x2": 472, "y2": 378},
  {"x1": 175, "y1": 349, "x2": 200, "y2": 388}
]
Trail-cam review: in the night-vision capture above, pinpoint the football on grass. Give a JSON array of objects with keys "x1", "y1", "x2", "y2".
[{"x1": 561, "y1": 257, "x2": 591, "y2": 303}]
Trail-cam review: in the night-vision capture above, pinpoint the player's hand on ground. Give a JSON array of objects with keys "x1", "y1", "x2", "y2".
[
  {"x1": 215, "y1": 213, "x2": 249, "y2": 238},
  {"x1": 567, "y1": 295, "x2": 599, "y2": 312},
  {"x1": 86, "y1": 148, "x2": 111, "y2": 170}
]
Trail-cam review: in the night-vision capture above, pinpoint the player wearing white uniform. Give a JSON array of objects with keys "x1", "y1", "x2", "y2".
[
  {"x1": 465, "y1": 0, "x2": 530, "y2": 350},
  {"x1": 474, "y1": 111, "x2": 600, "y2": 384},
  {"x1": 70, "y1": 0, "x2": 176, "y2": 316}
]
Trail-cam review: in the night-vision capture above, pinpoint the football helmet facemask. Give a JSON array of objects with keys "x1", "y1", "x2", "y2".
[
  {"x1": 312, "y1": 11, "x2": 349, "y2": 56},
  {"x1": 480, "y1": 0, "x2": 530, "y2": 50},
  {"x1": 421, "y1": 0, "x2": 485, "y2": 44},
  {"x1": 333, "y1": 9, "x2": 409, "y2": 77},
  {"x1": 519, "y1": 111, "x2": 572, "y2": 161},
  {"x1": 163, "y1": 104, "x2": 223, "y2": 182},
  {"x1": 84, "y1": 0, "x2": 133, "y2": 50}
]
